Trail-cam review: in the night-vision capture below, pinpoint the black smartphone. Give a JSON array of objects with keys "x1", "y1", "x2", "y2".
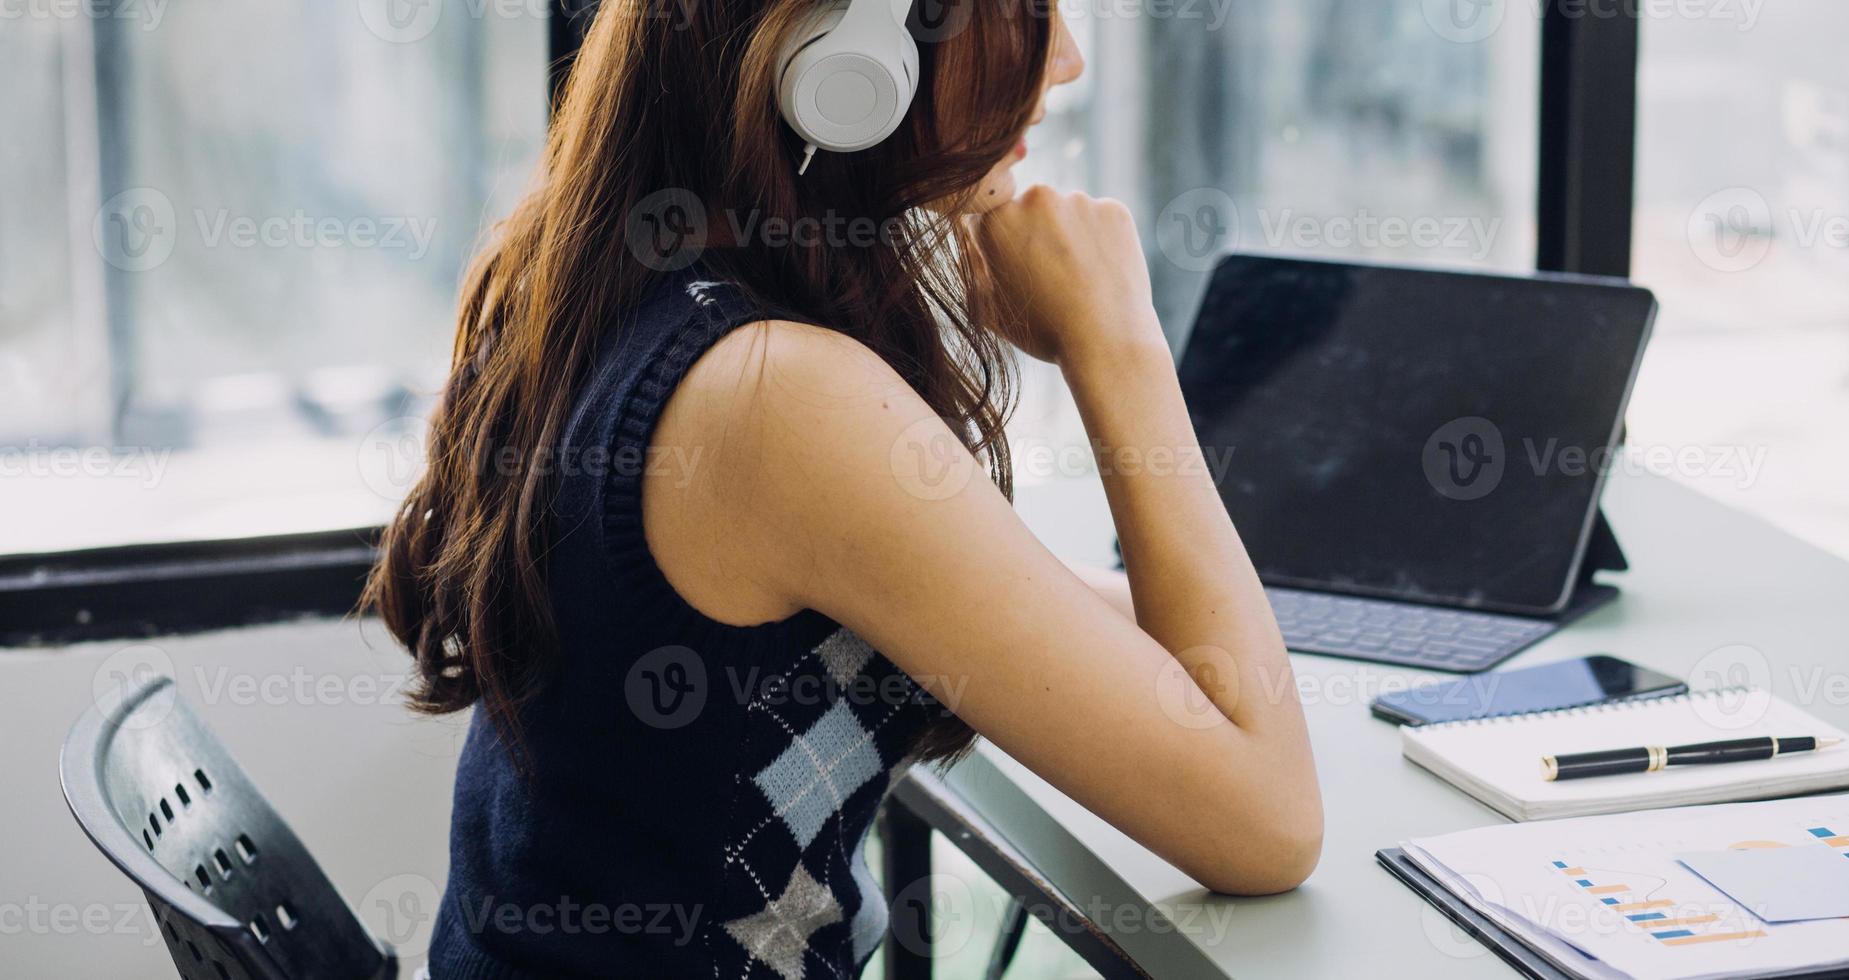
[{"x1": 1369, "y1": 655, "x2": 1686, "y2": 726}]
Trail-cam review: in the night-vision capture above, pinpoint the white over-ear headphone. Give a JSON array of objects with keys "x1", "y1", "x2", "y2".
[{"x1": 776, "y1": 0, "x2": 919, "y2": 174}]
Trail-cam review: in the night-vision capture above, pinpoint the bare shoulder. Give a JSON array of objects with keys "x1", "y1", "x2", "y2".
[
  {"x1": 664, "y1": 319, "x2": 946, "y2": 482},
  {"x1": 645, "y1": 319, "x2": 959, "y2": 622},
  {"x1": 674, "y1": 319, "x2": 913, "y2": 431}
]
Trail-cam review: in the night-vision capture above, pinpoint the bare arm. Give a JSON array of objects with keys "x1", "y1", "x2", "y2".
[
  {"x1": 649, "y1": 318, "x2": 1321, "y2": 892},
  {"x1": 1069, "y1": 562, "x2": 1135, "y2": 621},
  {"x1": 1067, "y1": 345, "x2": 1311, "y2": 751}
]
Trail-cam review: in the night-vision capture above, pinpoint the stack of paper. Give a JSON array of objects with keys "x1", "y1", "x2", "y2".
[{"x1": 1403, "y1": 795, "x2": 1849, "y2": 980}]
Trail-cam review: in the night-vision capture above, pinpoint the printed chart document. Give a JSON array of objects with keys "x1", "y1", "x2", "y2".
[{"x1": 1403, "y1": 794, "x2": 1849, "y2": 979}]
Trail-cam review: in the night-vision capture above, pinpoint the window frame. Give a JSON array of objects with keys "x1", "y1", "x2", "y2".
[
  {"x1": 0, "y1": 1, "x2": 1643, "y2": 646},
  {"x1": 1537, "y1": 0, "x2": 1639, "y2": 277}
]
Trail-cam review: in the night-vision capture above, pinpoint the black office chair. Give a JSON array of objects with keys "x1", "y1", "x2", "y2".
[{"x1": 60, "y1": 674, "x2": 397, "y2": 980}]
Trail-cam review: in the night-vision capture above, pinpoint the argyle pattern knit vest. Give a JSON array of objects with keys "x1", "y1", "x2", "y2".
[{"x1": 427, "y1": 268, "x2": 946, "y2": 979}]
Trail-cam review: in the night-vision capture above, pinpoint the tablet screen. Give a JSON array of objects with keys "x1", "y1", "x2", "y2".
[{"x1": 1177, "y1": 255, "x2": 1655, "y2": 615}]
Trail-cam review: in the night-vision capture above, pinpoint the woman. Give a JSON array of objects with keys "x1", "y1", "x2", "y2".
[{"x1": 368, "y1": 0, "x2": 1321, "y2": 976}]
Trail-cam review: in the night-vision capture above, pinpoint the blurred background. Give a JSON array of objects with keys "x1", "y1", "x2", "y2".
[
  {"x1": 3, "y1": 1, "x2": 1845, "y2": 976},
  {"x1": 2, "y1": 1, "x2": 1844, "y2": 559}
]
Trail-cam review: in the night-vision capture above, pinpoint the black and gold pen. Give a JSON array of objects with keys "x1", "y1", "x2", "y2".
[{"x1": 1542, "y1": 735, "x2": 1843, "y2": 782}]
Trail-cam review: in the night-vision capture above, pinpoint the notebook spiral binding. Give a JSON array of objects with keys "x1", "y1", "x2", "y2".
[{"x1": 1417, "y1": 686, "x2": 1756, "y2": 729}]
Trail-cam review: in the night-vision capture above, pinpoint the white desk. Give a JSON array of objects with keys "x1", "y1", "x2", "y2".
[
  {"x1": 908, "y1": 471, "x2": 1849, "y2": 978},
  {"x1": 10, "y1": 471, "x2": 1842, "y2": 978}
]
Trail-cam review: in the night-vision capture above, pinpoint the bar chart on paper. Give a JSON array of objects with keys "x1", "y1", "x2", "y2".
[
  {"x1": 1403, "y1": 796, "x2": 1849, "y2": 979},
  {"x1": 1801, "y1": 825, "x2": 1849, "y2": 849},
  {"x1": 1549, "y1": 858, "x2": 1767, "y2": 947},
  {"x1": 1550, "y1": 824, "x2": 1849, "y2": 948}
]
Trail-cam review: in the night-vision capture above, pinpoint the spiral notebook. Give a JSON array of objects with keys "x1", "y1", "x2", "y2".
[{"x1": 1402, "y1": 689, "x2": 1849, "y2": 821}]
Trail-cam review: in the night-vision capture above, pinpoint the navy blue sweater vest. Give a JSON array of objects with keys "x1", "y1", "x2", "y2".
[{"x1": 427, "y1": 269, "x2": 942, "y2": 979}]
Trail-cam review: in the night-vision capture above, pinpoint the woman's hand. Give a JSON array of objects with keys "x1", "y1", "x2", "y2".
[{"x1": 973, "y1": 186, "x2": 1165, "y2": 367}]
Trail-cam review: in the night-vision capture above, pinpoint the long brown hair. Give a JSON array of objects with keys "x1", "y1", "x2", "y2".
[{"x1": 364, "y1": 0, "x2": 1052, "y2": 765}]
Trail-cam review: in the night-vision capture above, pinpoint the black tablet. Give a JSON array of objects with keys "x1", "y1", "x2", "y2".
[{"x1": 1177, "y1": 254, "x2": 1656, "y2": 616}]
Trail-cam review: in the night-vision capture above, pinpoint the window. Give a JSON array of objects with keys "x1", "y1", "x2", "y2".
[
  {"x1": 14, "y1": 4, "x2": 1839, "y2": 581},
  {"x1": 1009, "y1": 1, "x2": 1540, "y2": 472},
  {"x1": 0, "y1": 2, "x2": 548, "y2": 556},
  {"x1": 1102, "y1": 1, "x2": 1539, "y2": 331},
  {"x1": 1628, "y1": 2, "x2": 1849, "y2": 558}
]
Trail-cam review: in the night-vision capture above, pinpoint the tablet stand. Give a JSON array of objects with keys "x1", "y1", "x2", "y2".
[{"x1": 1556, "y1": 508, "x2": 1626, "y2": 624}]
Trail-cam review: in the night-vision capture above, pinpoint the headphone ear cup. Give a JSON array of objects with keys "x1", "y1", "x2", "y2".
[
  {"x1": 893, "y1": 28, "x2": 918, "y2": 111},
  {"x1": 777, "y1": 1, "x2": 919, "y2": 154}
]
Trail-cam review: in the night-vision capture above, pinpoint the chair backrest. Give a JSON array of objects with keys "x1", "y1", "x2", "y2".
[{"x1": 60, "y1": 674, "x2": 396, "y2": 980}]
